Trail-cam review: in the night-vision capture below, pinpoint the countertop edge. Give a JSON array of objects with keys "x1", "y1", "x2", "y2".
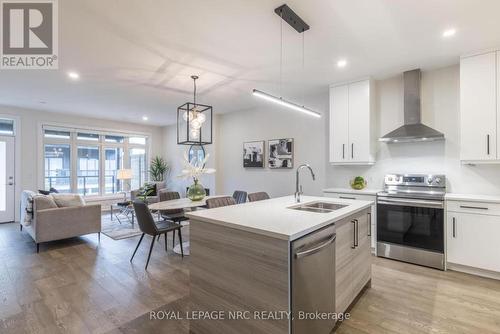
[
  {"x1": 186, "y1": 202, "x2": 373, "y2": 241},
  {"x1": 445, "y1": 193, "x2": 500, "y2": 204},
  {"x1": 322, "y1": 188, "x2": 381, "y2": 196}
]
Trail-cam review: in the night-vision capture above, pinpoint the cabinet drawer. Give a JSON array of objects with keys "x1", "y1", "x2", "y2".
[{"x1": 447, "y1": 200, "x2": 500, "y2": 216}]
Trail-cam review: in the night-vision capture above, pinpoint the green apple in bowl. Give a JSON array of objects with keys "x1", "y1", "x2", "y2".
[{"x1": 350, "y1": 176, "x2": 367, "y2": 190}]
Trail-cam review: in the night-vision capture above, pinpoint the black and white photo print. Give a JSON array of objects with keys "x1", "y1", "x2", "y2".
[
  {"x1": 268, "y1": 138, "x2": 293, "y2": 168},
  {"x1": 243, "y1": 141, "x2": 265, "y2": 167}
]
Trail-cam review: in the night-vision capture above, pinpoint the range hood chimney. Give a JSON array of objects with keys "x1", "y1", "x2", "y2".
[{"x1": 379, "y1": 69, "x2": 444, "y2": 143}]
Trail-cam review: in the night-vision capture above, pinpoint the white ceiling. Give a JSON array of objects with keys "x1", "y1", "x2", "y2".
[{"x1": 1, "y1": 0, "x2": 500, "y2": 125}]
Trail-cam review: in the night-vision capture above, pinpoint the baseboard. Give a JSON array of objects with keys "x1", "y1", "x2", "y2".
[{"x1": 447, "y1": 262, "x2": 500, "y2": 281}]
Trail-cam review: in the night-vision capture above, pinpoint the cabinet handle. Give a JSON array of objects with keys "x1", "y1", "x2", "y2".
[
  {"x1": 487, "y1": 134, "x2": 490, "y2": 155},
  {"x1": 342, "y1": 144, "x2": 345, "y2": 159},
  {"x1": 351, "y1": 143, "x2": 354, "y2": 159},
  {"x1": 459, "y1": 205, "x2": 488, "y2": 210},
  {"x1": 452, "y1": 217, "x2": 456, "y2": 238},
  {"x1": 355, "y1": 219, "x2": 359, "y2": 247},
  {"x1": 340, "y1": 196, "x2": 356, "y2": 200},
  {"x1": 367, "y1": 212, "x2": 371, "y2": 237},
  {"x1": 351, "y1": 220, "x2": 356, "y2": 249}
]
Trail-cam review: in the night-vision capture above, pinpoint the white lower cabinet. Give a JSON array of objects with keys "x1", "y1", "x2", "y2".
[
  {"x1": 324, "y1": 191, "x2": 377, "y2": 251},
  {"x1": 447, "y1": 202, "x2": 500, "y2": 273}
]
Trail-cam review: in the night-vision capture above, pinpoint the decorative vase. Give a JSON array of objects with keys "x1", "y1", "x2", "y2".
[{"x1": 187, "y1": 179, "x2": 205, "y2": 201}]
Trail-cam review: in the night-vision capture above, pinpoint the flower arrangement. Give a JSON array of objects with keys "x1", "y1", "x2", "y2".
[{"x1": 178, "y1": 151, "x2": 215, "y2": 201}]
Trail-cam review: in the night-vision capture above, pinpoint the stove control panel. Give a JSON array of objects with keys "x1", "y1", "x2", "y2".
[{"x1": 384, "y1": 174, "x2": 445, "y2": 187}]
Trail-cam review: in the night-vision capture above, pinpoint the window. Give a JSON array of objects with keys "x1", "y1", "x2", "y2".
[
  {"x1": 129, "y1": 136, "x2": 146, "y2": 145},
  {"x1": 42, "y1": 126, "x2": 149, "y2": 196},
  {"x1": 77, "y1": 146, "x2": 100, "y2": 195},
  {"x1": 105, "y1": 147, "x2": 123, "y2": 194},
  {"x1": 77, "y1": 132, "x2": 99, "y2": 141},
  {"x1": 44, "y1": 129, "x2": 70, "y2": 139},
  {"x1": 105, "y1": 135, "x2": 124, "y2": 143},
  {"x1": 0, "y1": 119, "x2": 14, "y2": 136},
  {"x1": 129, "y1": 148, "x2": 146, "y2": 190},
  {"x1": 44, "y1": 144, "x2": 71, "y2": 193}
]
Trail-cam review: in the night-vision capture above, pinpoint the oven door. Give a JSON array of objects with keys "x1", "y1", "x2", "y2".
[{"x1": 377, "y1": 196, "x2": 444, "y2": 253}]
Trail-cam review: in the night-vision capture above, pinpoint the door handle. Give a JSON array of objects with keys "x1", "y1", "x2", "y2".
[
  {"x1": 452, "y1": 217, "x2": 456, "y2": 238},
  {"x1": 342, "y1": 144, "x2": 345, "y2": 159},
  {"x1": 339, "y1": 196, "x2": 356, "y2": 200},
  {"x1": 459, "y1": 205, "x2": 488, "y2": 210},
  {"x1": 367, "y1": 212, "x2": 371, "y2": 237},
  {"x1": 351, "y1": 143, "x2": 354, "y2": 159},
  {"x1": 487, "y1": 134, "x2": 490, "y2": 155},
  {"x1": 355, "y1": 219, "x2": 359, "y2": 247},
  {"x1": 351, "y1": 220, "x2": 356, "y2": 249},
  {"x1": 295, "y1": 235, "x2": 336, "y2": 258}
]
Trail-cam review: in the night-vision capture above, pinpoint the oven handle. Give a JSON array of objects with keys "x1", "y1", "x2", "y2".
[{"x1": 377, "y1": 197, "x2": 444, "y2": 209}]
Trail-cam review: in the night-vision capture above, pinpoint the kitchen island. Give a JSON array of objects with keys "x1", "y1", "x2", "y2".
[{"x1": 186, "y1": 195, "x2": 373, "y2": 334}]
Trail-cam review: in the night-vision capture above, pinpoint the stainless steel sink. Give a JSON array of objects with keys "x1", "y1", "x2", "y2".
[
  {"x1": 289, "y1": 202, "x2": 348, "y2": 213},
  {"x1": 304, "y1": 202, "x2": 348, "y2": 210}
]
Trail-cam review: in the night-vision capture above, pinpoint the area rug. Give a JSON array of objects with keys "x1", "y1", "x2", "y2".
[{"x1": 101, "y1": 214, "x2": 142, "y2": 240}]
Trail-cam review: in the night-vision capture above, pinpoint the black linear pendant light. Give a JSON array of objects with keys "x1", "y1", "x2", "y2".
[{"x1": 252, "y1": 4, "x2": 321, "y2": 118}]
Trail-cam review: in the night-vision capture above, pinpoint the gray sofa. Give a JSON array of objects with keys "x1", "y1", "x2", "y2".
[
  {"x1": 23, "y1": 193, "x2": 101, "y2": 252},
  {"x1": 130, "y1": 181, "x2": 167, "y2": 204}
]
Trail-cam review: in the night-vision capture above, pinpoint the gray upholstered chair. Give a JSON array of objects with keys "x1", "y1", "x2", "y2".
[
  {"x1": 248, "y1": 192, "x2": 270, "y2": 202},
  {"x1": 232, "y1": 190, "x2": 247, "y2": 204},
  {"x1": 130, "y1": 181, "x2": 167, "y2": 204},
  {"x1": 131, "y1": 201, "x2": 184, "y2": 270},
  {"x1": 206, "y1": 196, "x2": 237, "y2": 209},
  {"x1": 158, "y1": 190, "x2": 188, "y2": 244}
]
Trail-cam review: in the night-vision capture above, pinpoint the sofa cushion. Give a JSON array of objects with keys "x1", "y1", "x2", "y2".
[
  {"x1": 33, "y1": 195, "x2": 58, "y2": 210},
  {"x1": 51, "y1": 194, "x2": 86, "y2": 208}
]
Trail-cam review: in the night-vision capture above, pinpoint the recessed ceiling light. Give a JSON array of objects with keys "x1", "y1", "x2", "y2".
[
  {"x1": 442, "y1": 28, "x2": 456, "y2": 38},
  {"x1": 142, "y1": 116, "x2": 149, "y2": 121},
  {"x1": 67, "y1": 71, "x2": 80, "y2": 80},
  {"x1": 337, "y1": 59, "x2": 347, "y2": 68}
]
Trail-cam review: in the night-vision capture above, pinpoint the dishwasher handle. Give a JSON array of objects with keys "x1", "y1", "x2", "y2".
[{"x1": 295, "y1": 234, "x2": 336, "y2": 259}]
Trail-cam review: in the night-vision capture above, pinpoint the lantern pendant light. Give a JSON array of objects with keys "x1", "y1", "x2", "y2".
[{"x1": 177, "y1": 75, "x2": 213, "y2": 145}]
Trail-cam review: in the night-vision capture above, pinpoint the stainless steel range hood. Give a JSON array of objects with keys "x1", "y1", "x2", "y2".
[{"x1": 379, "y1": 69, "x2": 444, "y2": 143}]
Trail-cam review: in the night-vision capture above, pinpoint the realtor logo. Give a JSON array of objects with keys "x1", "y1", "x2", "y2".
[{"x1": 1, "y1": 0, "x2": 58, "y2": 69}]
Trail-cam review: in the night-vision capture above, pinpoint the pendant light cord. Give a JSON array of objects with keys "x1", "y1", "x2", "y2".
[
  {"x1": 280, "y1": 9, "x2": 283, "y2": 99},
  {"x1": 193, "y1": 77, "x2": 197, "y2": 106},
  {"x1": 302, "y1": 28, "x2": 305, "y2": 107}
]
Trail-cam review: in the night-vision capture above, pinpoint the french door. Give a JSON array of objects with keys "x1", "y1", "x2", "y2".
[{"x1": 0, "y1": 136, "x2": 15, "y2": 223}]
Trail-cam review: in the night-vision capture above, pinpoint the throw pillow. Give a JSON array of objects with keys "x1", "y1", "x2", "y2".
[
  {"x1": 49, "y1": 187, "x2": 59, "y2": 193},
  {"x1": 38, "y1": 188, "x2": 59, "y2": 195},
  {"x1": 140, "y1": 183, "x2": 157, "y2": 197},
  {"x1": 33, "y1": 195, "x2": 58, "y2": 210},
  {"x1": 51, "y1": 194, "x2": 86, "y2": 208}
]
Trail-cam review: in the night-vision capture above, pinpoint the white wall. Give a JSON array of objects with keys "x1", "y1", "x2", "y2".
[
  {"x1": 326, "y1": 65, "x2": 500, "y2": 195},
  {"x1": 163, "y1": 94, "x2": 329, "y2": 198},
  {"x1": 0, "y1": 105, "x2": 164, "y2": 221}
]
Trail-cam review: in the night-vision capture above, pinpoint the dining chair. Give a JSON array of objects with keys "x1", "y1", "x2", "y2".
[
  {"x1": 158, "y1": 190, "x2": 189, "y2": 245},
  {"x1": 131, "y1": 201, "x2": 184, "y2": 270},
  {"x1": 232, "y1": 190, "x2": 247, "y2": 204},
  {"x1": 248, "y1": 192, "x2": 270, "y2": 202},
  {"x1": 206, "y1": 196, "x2": 237, "y2": 209}
]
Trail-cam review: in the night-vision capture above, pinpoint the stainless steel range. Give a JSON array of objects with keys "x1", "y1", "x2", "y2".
[{"x1": 377, "y1": 174, "x2": 446, "y2": 270}]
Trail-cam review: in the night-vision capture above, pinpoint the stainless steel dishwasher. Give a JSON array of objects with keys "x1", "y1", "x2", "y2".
[{"x1": 291, "y1": 224, "x2": 336, "y2": 334}]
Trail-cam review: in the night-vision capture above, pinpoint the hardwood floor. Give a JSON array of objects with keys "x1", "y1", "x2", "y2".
[{"x1": 1, "y1": 221, "x2": 500, "y2": 333}]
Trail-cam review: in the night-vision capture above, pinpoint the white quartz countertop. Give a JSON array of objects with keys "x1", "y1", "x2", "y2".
[
  {"x1": 323, "y1": 187, "x2": 381, "y2": 196},
  {"x1": 186, "y1": 195, "x2": 373, "y2": 241},
  {"x1": 445, "y1": 193, "x2": 500, "y2": 204}
]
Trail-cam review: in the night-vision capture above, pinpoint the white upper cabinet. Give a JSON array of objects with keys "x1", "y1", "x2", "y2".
[
  {"x1": 329, "y1": 79, "x2": 375, "y2": 165},
  {"x1": 460, "y1": 51, "x2": 498, "y2": 162}
]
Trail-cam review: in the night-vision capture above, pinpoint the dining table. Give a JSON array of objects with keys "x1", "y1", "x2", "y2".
[{"x1": 148, "y1": 195, "x2": 224, "y2": 256}]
